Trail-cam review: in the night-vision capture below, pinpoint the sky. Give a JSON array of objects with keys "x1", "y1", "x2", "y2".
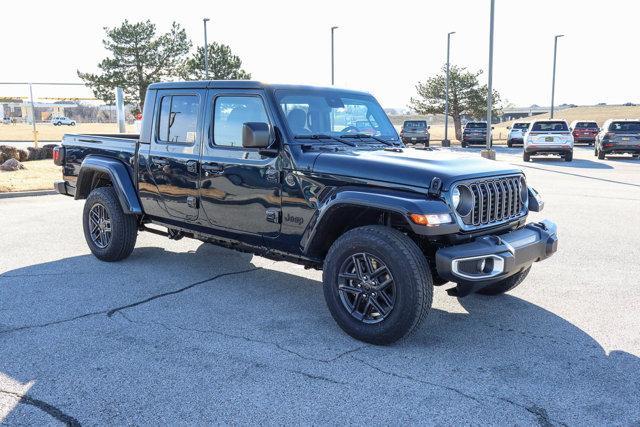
[{"x1": 1, "y1": 0, "x2": 638, "y2": 109}]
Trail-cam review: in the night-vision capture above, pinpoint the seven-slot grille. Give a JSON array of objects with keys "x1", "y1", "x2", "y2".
[{"x1": 462, "y1": 176, "x2": 525, "y2": 227}]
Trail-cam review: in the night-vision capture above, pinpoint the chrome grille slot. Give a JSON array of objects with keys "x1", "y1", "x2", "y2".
[{"x1": 458, "y1": 176, "x2": 526, "y2": 229}]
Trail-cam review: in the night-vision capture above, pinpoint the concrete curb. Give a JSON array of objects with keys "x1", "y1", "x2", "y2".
[{"x1": 0, "y1": 190, "x2": 57, "y2": 199}]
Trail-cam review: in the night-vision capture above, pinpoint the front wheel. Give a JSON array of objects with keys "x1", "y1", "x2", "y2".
[
  {"x1": 83, "y1": 186, "x2": 138, "y2": 262},
  {"x1": 476, "y1": 267, "x2": 531, "y2": 295},
  {"x1": 323, "y1": 225, "x2": 433, "y2": 345}
]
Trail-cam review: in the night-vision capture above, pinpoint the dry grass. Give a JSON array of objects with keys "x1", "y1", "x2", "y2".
[
  {"x1": 0, "y1": 160, "x2": 61, "y2": 192},
  {"x1": 0, "y1": 123, "x2": 138, "y2": 141}
]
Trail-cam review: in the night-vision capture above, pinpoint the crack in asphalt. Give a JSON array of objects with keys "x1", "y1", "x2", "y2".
[
  {"x1": 0, "y1": 389, "x2": 81, "y2": 426},
  {"x1": 0, "y1": 267, "x2": 261, "y2": 335},
  {"x1": 114, "y1": 314, "x2": 369, "y2": 364},
  {"x1": 349, "y1": 355, "x2": 482, "y2": 404},
  {"x1": 349, "y1": 356, "x2": 567, "y2": 426},
  {"x1": 105, "y1": 267, "x2": 261, "y2": 318}
]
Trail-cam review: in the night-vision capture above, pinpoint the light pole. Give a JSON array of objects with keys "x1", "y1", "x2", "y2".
[
  {"x1": 331, "y1": 26, "x2": 338, "y2": 85},
  {"x1": 550, "y1": 34, "x2": 564, "y2": 119},
  {"x1": 443, "y1": 31, "x2": 455, "y2": 147},
  {"x1": 482, "y1": 0, "x2": 496, "y2": 159},
  {"x1": 203, "y1": 18, "x2": 210, "y2": 79}
]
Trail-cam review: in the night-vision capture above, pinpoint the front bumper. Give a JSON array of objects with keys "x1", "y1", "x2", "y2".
[{"x1": 435, "y1": 220, "x2": 558, "y2": 291}]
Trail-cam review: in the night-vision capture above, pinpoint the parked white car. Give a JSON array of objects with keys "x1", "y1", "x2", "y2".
[
  {"x1": 523, "y1": 120, "x2": 574, "y2": 162},
  {"x1": 51, "y1": 116, "x2": 76, "y2": 126},
  {"x1": 507, "y1": 122, "x2": 530, "y2": 147}
]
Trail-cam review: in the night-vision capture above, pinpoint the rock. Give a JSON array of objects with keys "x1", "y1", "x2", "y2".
[{"x1": 0, "y1": 158, "x2": 25, "y2": 171}]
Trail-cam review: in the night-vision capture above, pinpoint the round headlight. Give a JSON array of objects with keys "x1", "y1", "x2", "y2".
[{"x1": 451, "y1": 187, "x2": 461, "y2": 209}]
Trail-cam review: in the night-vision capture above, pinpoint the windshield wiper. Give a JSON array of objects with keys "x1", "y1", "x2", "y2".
[
  {"x1": 339, "y1": 133, "x2": 395, "y2": 146},
  {"x1": 294, "y1": 134, "x2": 356, "y2": 147}
]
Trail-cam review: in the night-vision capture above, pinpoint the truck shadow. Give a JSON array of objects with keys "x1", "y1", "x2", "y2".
[{"x1": 1, "y1": 243, "x2": 639, "y2": 423}]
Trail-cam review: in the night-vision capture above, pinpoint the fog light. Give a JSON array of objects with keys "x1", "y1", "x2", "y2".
[{"x1": 409, "y1": 213, "x2": 453, "y2": 226}]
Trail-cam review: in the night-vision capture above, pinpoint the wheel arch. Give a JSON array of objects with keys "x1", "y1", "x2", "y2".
[
  {"x1": 75, "y1": 156, "x2": 143, "y2": 215},
  {"x1": 302, "y1": 188, "x2": 456, "y2": 259}
]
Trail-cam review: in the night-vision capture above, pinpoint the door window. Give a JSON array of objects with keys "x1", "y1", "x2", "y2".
[
  {"x1": 213, "y1": 96, "x2": 269, "y2": 147},
  {"x1": 157, "y1": 95, "x2": 199, "y2": 144}
]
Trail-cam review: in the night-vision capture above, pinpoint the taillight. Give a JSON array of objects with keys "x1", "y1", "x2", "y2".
[{"x1": 53, "y1": 146, "x2": 65, "y2": 166}]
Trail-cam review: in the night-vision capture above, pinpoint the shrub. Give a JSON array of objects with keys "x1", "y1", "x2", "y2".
[
  {"x1": 0, "y1": 145, "x2": 20, "y2": 162},
  {"x1": 18, "y1": 149, "x2": 29, "y2": 162}
]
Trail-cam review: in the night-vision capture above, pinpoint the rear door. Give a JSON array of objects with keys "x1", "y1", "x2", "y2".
[
  {"x1": 198, "y1": 89, "x2": 281, "y2": 238},
  {"x1": 146, "y1": 89, "x2": 205, "y2": 221}
]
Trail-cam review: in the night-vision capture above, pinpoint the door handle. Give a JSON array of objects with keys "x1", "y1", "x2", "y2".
[
  {"x1": 153, "y1": 158, "x2": 168, "y2": 166},
  {"x1": 201, "y1": 163, "x2": 224, "y2": 176}
]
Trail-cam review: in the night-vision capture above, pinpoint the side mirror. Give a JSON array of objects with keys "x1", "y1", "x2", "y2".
[{"x1": 242, "y1": 122, "x2": 271, "y2": 148}]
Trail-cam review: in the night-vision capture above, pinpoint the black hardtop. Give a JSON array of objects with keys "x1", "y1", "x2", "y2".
[{"x1": 147, "y1": 80, "x2": 372, "y2": 97}]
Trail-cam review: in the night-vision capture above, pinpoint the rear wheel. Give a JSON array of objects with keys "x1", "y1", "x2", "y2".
[
  {"x1": 476, "y1": 267, "x2": 531, "y2": 295},
  {"x1": 598, "y1": 149, "x2": 605, "y2": 160},
  {"x1": 564, "y1": 152, "x2": 573, "y2": 162},
  {"x1": 83, "y1": 186, "x2": 138, "y2": 262},
  {"x1": 523, "y1": 152, "x2": 531, "y2": 162},
  {"x1": 461, "y1": 141, "x2": 468, "y2": 148},
  {"x1": 594, "y1": 146, "x2": 598, "y2": 157},
  {"x1": 323, "y1": 225, "x2": 433, "y2": 345}
]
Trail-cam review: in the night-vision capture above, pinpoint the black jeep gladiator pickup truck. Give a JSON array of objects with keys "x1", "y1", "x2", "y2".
[{"x1": 54, "y1": 81, "x2": 558, "y2": 345}]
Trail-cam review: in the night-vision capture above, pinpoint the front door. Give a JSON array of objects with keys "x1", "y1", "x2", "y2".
[
  {"x1": 146, "y1": 89, "x2": 205, "y2": 221},
  {"x1": 198, "y1": 91, "x2": 281, "y2": 238}
]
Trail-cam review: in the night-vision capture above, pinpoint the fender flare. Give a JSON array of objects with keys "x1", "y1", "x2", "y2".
[
  {"x1": 302, "y1": 187, "x2": 459, "y2": 256},
  {"x1": 75, "y1": 156, "x2": 143, "y2": 215}
]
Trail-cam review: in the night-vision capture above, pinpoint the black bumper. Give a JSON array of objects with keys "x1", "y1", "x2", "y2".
[
  {"x1": 54, "y1": 180, "x2": 75, "y2": 197},
  {"x1": 435, "y1": 220, "x2": 558, "y2": 290},
  {"x1": 525, "y1": 146, "x2": 572, "y2": 155}
]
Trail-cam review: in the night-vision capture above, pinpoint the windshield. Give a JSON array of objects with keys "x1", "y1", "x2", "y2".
[
  {"x1": 275, "y1": 89, "x2": 398, "y2": 140},
  {"x1": 609, "y1": 122, "x2": 640, "y2": 132},
  {"x1": 465, "y1": 122, "x2": 487, "y2": 129},
  {"x1": 513, "y1": 123, "x2": 529, "y2": 130},
  {"x1": 403, "y1": 121, "x2": 426, "y2": 129},
  {"x1": 575, "y1": 122, "x2": 598, "y2": 129},
  {"x1": 531, "y1": 121, "x2": 569, "y2": 132}
]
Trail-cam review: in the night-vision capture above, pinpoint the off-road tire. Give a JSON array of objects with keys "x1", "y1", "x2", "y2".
[
  {"x1": 523, "y1": 152, "x2": 531, "y2": 162},
  {"x1": 598, "y1": 149, "x2": 605, "y2": 160},
  {"x1": 83, "y1": 186, "x2": 138, "y2": 262},
  {"x1": 476, "y1": 267, "x2": 531, "y2": 295},
  {"x1": 323, "y1": 225, "x2": 433, "y2": 345}
]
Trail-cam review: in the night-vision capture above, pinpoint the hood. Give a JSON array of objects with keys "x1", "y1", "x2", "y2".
[{"x1": 312, "y1": 147, "x2": 522, "y2": 190}]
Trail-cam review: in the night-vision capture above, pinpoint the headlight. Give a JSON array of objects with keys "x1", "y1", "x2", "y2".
[
  {"x1": 451, "y1": 187, "x2": 461, "y2": 209},
  {"x1": 520, "y1": 177, "x2": 529, "y2": 207},
  {"x1": 454, "y1": 185, "x2": 474, "y2": 217}
]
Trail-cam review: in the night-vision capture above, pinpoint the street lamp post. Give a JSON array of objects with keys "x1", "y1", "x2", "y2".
[
  {"x1": 482, "y1": 0, "x2": 496, "y2": 160},
  {"x1": 550, "y1": 34, "x2": 564, "y2": 119},
  {"x1": 443, "y1": 31, "x2": 455, "y2": 147},
  {"x1": 203, "y1": 18, "x2": 210, "y2": 79},
  {"x1": 331, "y1": 26, "x2": 338, "y2": 85}
]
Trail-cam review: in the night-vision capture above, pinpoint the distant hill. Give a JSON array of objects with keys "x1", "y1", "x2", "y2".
[{"x1": 500, "y1": 105, "x2": 640, "y2": 127}]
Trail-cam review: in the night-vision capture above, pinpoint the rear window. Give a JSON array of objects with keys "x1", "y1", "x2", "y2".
[
  {"x1": 403, "y1": 121, "x2": 426, "y2": 128},
  {"x1": 465, "y1": 122, "x2": 487, "y2": 129},
  {"x1": 575, "y1": 122, "x2": 598, "y2": 129},
  {"x1": 157, "y1": 95, "x2": 200, "y2": 144},
  {"x1": 513, "y1": 123, "x2": 529, "y2": 130},
  {"x1": 531, "y1": 121, "x2": 568, "y2": 132},
  {"x1": 609, "y1": 122, "x2": 640, "y2": 132}
]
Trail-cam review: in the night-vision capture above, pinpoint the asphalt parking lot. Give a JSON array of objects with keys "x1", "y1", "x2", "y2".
[{"x1": 1, "y1": 145, "x2": 639, "y2": 425}]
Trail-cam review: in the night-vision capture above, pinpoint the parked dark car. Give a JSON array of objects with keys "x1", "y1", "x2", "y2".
[
  {"x1": 54, "y1": 81, "x2": 557, "y2": 345},
  {"x1": 461, "y1": 121, "x2": 491, "y2": 147},
  {"x1": 595, "y1": 119, "x2": 640, "y2": 159},
  {"x1": 399, "y1": 120, "x2": 430, "y2": 146},
  {"x1": 570, "y1": 120, "x2": 599, "y2": 145}
]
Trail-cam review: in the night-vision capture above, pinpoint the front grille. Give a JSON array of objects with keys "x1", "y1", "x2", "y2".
[{"x1": 459, "y1": 176, "x2": 526, "y2": 228}]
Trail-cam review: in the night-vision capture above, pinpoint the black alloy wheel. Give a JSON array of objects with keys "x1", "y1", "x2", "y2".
[{"x1": 337, "y1": 252, "x2": 396, "y2": 324}]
